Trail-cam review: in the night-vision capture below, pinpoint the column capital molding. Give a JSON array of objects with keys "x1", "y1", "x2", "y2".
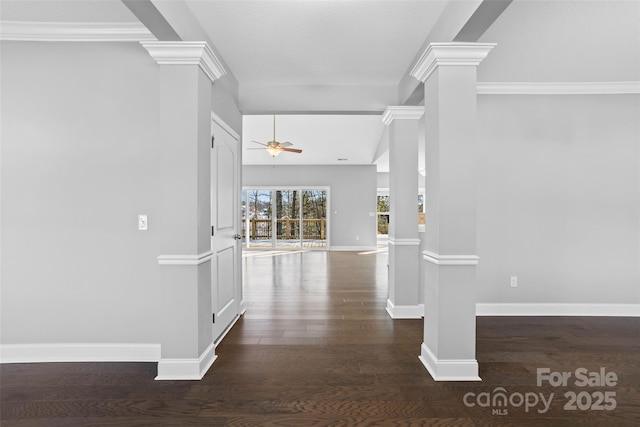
[
  {"x1": 141, "y1": 41, "x2": 226, "y2": 82},
  {"x1": 382, "y1": 106, "x2": 424, "y2": 126},
  {"x1": 410, "y1": 42, "x2": 496, "y2": 83}
]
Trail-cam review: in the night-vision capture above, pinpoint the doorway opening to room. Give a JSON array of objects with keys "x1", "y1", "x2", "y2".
[
  {"x1": 242, "y1": 187, "x2": 329, "y2": 250},
  {"x1": 376, "y1": 188, "x2": 426, "y2": 238}
]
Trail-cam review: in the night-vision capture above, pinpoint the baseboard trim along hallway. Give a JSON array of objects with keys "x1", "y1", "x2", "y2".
[
  {"x1": 476, "y1": 303, "x2": 640, "y2": 317},
  {"x1": 0, "y1": 343, "x2": 161, "y2": 364}
]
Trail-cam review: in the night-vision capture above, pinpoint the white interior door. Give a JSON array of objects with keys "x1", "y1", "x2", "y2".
[{"x1": 211, "y1": 114, "x2": 242, "y2": 344}]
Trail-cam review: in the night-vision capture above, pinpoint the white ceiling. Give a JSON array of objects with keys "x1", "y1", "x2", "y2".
[
  {"x1": 2, "y1": 0, "x2": 638, "y2": 170},
  {"x1": 242, "y1": 114, "x2": 385, "y2": 166},
  {"x1": 184, "y1": 0, "x2": 448, "y2": 168},
  {"x1": 0, "y1": 0, "x2": 138, "y2": 22},
  {"x1": 186, "y1": 0, "x2": 447, "y2": 85},
  {"x1": 478, "y1": 0, "x2": 640, "y2": 82}
]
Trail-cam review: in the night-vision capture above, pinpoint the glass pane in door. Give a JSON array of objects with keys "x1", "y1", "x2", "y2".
[
  {"x1": 246, "y1": 189, "x2": 272, "y2": 248},
  {"x1": 302, "y1": 190, "x2": 327, "y2": 248},
  {"x1": 275, "y1": 190, "x2": 301, "y2": 248}
]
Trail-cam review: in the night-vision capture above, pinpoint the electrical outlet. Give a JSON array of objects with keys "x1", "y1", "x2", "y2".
[
  {"x1": 510, "y1": 276, "x2": 518, "y2": 288},
  {"x1": 138, "y1": 215, "x2": 148, "y2": 231}
]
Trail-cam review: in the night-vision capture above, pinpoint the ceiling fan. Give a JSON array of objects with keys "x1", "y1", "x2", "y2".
[{"x1": 249, "y1": 115, "x2": 302, "y2": 157}]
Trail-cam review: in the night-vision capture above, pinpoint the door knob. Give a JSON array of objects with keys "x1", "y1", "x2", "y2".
[{"x1": 233, "y1": 234, "x2": 242, "y2": 240}]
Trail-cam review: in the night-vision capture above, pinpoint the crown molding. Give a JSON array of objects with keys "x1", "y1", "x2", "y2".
[
  {"x1": 141, "y1": 41, "x2": 226, "y2": 82},
  {"x1": 0, "y1": 20, "x2": 156, "y2": 42},
  {"x1": 410, "y1": 42, "x2": 496, "y2": 83},
  {"x1": 382, "y1": 106, "x2": 424, "y2": 126},
  {"x1": 477, "y1": 81, "x2": 640, "y2": 95}
]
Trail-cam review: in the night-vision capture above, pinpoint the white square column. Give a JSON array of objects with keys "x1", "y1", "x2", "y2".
[
  {"x1": 411, "y1": 43, "x2": 495, "y2": 381},
  {"x1": 142, "y1": 42, "x2": 226, "y2": 380},
  {"x1": 383, "y1": 107, "x2": 424, "y2": 319}
]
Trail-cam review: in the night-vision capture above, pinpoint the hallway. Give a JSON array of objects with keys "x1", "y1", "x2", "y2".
[{"x1": 1, "y1": 250, "x2": 639, "y2": 425}]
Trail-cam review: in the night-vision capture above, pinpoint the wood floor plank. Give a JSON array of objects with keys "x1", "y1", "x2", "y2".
[{"x1": 2, "y1": 250, "x2": 638, "y2": 426}]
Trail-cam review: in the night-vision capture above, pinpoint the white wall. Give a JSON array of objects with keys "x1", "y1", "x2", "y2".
[
  {"x1": 377, "y1": 172, "x2": 389, "y2": 189},
  {"x1": 1, "y1": 42, "x2": 163, "y2": 345},
  {"x1": 0, "y1": 40, "x2": 243, "y2": 354},
  {"x1": 243, "y1": 165, "x2": 377, "y2": 249},
  {"x1": 211, "y1": 76, "x2": 242, "y2": 136},
  {"x1": 476, "y1": 94, "x2": 640, "y2": 305}
]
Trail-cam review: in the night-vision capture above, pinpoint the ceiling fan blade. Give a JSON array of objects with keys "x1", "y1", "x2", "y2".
[
  {"x1": 252, "y1": 140, "x2": 268, "y2": 146},
  {"x1": 280, "y1": 141, "x2": 293, "y2": 147},
  {"x1": 281, "y1": 147, "x2": 302, "y2": 154}
]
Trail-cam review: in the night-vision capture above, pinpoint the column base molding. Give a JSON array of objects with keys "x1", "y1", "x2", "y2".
[
  {"x1": 385, "y1": 299, "x2": 424, "y2": 319},
  {"x1": 155, "y1": 342, "x2": 217, "y2": 381},
  {"x1": 418, "y1": 343, "x2": 481, "y2": 382}
]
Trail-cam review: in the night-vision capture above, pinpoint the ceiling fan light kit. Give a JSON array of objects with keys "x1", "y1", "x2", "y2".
[{"x1": 266, "y1": 143, "x2": 282, "y2": 157}]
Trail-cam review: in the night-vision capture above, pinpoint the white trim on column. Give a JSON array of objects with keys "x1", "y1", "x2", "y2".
[
  {"x1": 157, "y1": 250, "x2": 213, "y2": 266},
  {"x1": 388, "y1": 238, "x2": 421, "y2": 246},
  {"x1": 330, "y1": 246, "x2": 377, "y2": 252},
  {"x1": 410, "y1": 42, "x2": 496, "y2": 83},
  {"x1": 477, "y1": 81, "x2": 640, "y2": 95},
  {"x1": 477, "y1": 303, "x2": 640, "y2": 317},
  {"x1": 0, "y1": 343, "x2": 160, "y2": 364},
  {"x1": 0, "y1": 21, "x2": 156, "y2": 42},
  {"x1": 141, "y1": 41, "x2": 226, "y2": 82},
  {"x1": 155, "y1": 342, "x2": 217, "y2": 381},
  {"x1": 381, "y1": 106, "x2": 425, "y2": 126},
  {"x1": 385, "y1": 299, "x2": 424, "y2": 319},
  {"x1": 422, "y1": 251, "x2": 479, "y2": 266},
  {"x1": 419, "y1": 343, "x2": 481, "y2": 381}
]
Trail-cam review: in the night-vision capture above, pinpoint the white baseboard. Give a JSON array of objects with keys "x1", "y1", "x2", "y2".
[
  {"x1": 476, "y1": 303, "x2": 640, "y2": 317},
  {"x1": 385, "y1": 299, "x2": 424, "y2": 319},
  {"x1": 331, "y1": 246, "x2": 378, "y2": 251},
  {"x1": 418, "y1": 343, "x2": 481, "y2": 382},
  {"x1": 0, "y1": 343, "x2": 160, "y2": 364},
  {"x1": 155, "y1": 342, "x2": 217, "y2": 381}
]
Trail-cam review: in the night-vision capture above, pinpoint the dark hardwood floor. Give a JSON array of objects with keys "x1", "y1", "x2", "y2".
[{"x1": 2, "y1": 249, "x2": 639, "y2": 426}]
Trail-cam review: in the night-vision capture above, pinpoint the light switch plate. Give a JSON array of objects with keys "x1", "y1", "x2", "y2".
[{"x1": 138, "y1": 215, "x2": 148, "y2": 231}]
